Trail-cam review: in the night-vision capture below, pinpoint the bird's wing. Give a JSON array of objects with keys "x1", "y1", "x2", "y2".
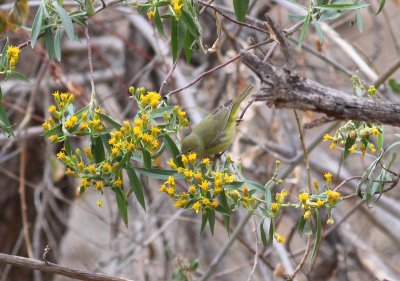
[{"x1": 193, "y1": 100, "x2": 232, "y2": 148}]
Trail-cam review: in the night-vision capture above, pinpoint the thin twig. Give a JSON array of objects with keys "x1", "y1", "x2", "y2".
[
  {"x1": 333, "y1": 176, "x2": 362, "y2": 192},
  {"x1": 293, "y1": 110, "x2": 311, "y2": 193},
  {"x1": 0, "y1": 253, "x2": 133, "y2": 281},
  {"x1": 159, "y1": 59, "x2": 178, "y2": 95},
  {"x1": 199, "y1": 1, "x2": 269, "y2": 34},
  {"x1": 373, "y1": 57, "x2": 400, "y2": 88},
  {"x1": 18, "y1": 141, "x2": 33, "y2": 258},
  {"x1": 166, "y1": 40, "x2": 271, "y2": 97},
  {"x1": 199, "y1": 0, "x2": 214, "y2": 14},
  {"x1": 246, "y1": 217, "x2": 259, "y2": 281},
  {"x1": 263, "y1": 41, "x2": 279, "y2": 63},
  {"x1": 287, "y1": 236, "x2": 312, "y2": 280}
]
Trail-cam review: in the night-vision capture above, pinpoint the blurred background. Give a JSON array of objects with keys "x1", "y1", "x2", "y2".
[{"x1": 1, "y1": 0, "x2": 400, "y2": 280}]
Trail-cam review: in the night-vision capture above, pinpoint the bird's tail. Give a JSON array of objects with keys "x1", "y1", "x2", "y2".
[
  {"x1": 232, "y1": 84, "x2": 254, "y2": 112},
  {"x1": 236, "y1": 84, "x2": 254, "y2": 103}
]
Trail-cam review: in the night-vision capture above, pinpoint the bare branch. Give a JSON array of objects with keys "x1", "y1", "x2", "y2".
[
  {"x1": 241, "y1": 53, "x2": 400, "y2": 127},
  {"x1": 0, "y1": 253, "x2": 133, "y2": 281}
]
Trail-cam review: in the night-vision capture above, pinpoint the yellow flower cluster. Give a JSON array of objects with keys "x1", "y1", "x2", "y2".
[
  {"x1": 323, "y1": 123, "x2": 381, "y2": 157},
  {"x1": 326, "y1": 189, "x2": 341, "y2": 204},
  {"x1": 139, "y1": 91, "x2": 161, "y2": 108},
  {"x1": 324, "y1": 172, "x2": 332, "y2": 187},
  {"x1": 43, "y1": 92, "x2": 106, "y2": 141},
  {"x1": 171, "y1": 0, "x2": 183, "y2": 16},
  {"x1": 274, "y1": 233, "x2": 285, "y2": 243},
  {"x1": 161, "y1": 153, "x2": 245, "y2": 214},
  {"x1": 297, "y1": 189, "x2": 329, "y2": 220},
  {"x1": 56, "y1": 145, "x2": 124, "y2": 194},
  {"x1": 291, "y1": 172, "x2": 342, "y2": 222},
  {"x1": 270, "y1": 190, "x2": 288, "y2": 215},
  {"x1": 6, "y1": 46, "x2": 20, "y2": 70},
  {"x1": 173, "y1": 106, "x2": 189, "y2": 127},
  {"x1": 52, "y1": 91, "x2": 74, "y2": 109},
  {"x1": 108, "y1": 115, "x2": 161, "y2": 158},
  {"x1": 147, "y1": 10, "x2": 155, "y2": 20},
  {"x1": 44, "y1": 86, "x2": 191, "y2": 211}
]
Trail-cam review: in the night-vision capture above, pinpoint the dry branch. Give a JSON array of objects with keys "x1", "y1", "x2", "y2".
[
  {"x1": 241, "y1": 53, "x2": 400, "y2": 127},
  {"x1": 0, "y1": 253, "x2": 133, "y2": 281}
]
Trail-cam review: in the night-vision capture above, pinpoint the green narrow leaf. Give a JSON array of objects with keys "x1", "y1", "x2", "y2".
[
  {"x1": 113, "y1": 187, "x2": 128, "y2": 226},
  {"x1": 376, "y1": 0, "x2": 386, "y2": 14},
  {"x1": 7, "y1": 71, "x2": 29, "y2": 82},
  {"x1": 163, "y1": 134, "x2": 184, "y2": 167},
  {"x1": 154, "y1": 8, "x2": 165, "y2": 37},
  {"x1": 91, "y1": 136, "x2": 105, "y2": 163},
  {"x1": 370, "y1": 172, "x2": 385, "y2": 200},
  {"x1": 100, "y1": 133, "x2": 111, "y2": 152},
  {"x1": 97, "y1": 113, "x2": 122, "y2": 129},
  {"x1": 43, "y1": 123, "x2": 62, "y2": 137},
  {"x1": 0, "y1": 87, "x2": 14, "y2": 137},
  {"x1": 343, "y1": 136, "x2": 356, "y2": 160},
  {"x1": 233, "y1": 0, "x2": 249, "y2": 21},
  {"x1": 135, "y1": 167, "x2": 185, "y2": 180},
  {"x1": 243, "y1": 180, "x2": 266, "y2": 192},
  {"x1": 31, "y1": 4, "x2": 43, "y2": 47},
  {"x1": 1, "y1": 44, "x2": 8, "y2": 66},
  {"x1": 224, "y1": 181, "x2": 245, "y2": 190},
  {"x1": 317, "y1": 0, "x2": 329, "y2": 5},
  {"x1": 142, "y1": 149, "x2": 151, "y2": 168},
  {"x1": 151, "y1": 106, "x2": 175, "y2": 118},
  {"x1": 268, "y1": 220, "x2": 274, "y2": 245},
  {"x1": 177, "y1": 20, "x2": 185, "y2": 55},
  {"x1": 312, "y1": 21, "x2": 324, "y2": 45},
  {"x1": 311, "y1": 209, "x2": 322, "y2": 261},
  {"x1": 260, "y1": 220, "x2": 268, "y2": 246},
  {"x1": 264, "y1": 188, "x2": 272, "y2": 212},
  {"x1": 223, "y1": 215, "x2": 230, "y2": 234},
  {"x1": 84, "y1": 0, "x2": 95, "y2": 16},
  {"x1": 389, "y1": 79, "x2": 400, "y2": 93},
  {"x1": 377, "y1": 127, "x2": 384, "y2": 151},
  {"x1": 298, "y1": 10, "x2": 311, "y2": 49},
  {"x1": 297, "y1": 216, "x2": 307, "y2": 235},
  {"x1": 183, "y1": 28, "x2": 194, "y2": 63},
  {"x1": 54, "y1": 28, "x2": 62, "y2": 61},
  {"x1": 214, "y1": 205, "x2": 229, "y2": 215},
  {"x1": 200, "y1": 210, "x2": 208, "y2": 234},
  {"x1": 316, "y1": 3, "x2": 370, "y2": 10},
  {"x1": 180, "y1": 9, "x2": 201, "y2": 37},
  {"x1": 355, "y1": 9, "x2": 363, "y2": 33},
  {"x1": 206, "y1": 208, "x2": 215, "y2": 235},
  {"x1": 171, "y1": 19, "x2": 179, "y2": 61},
  {"x1": 44, "y1": 26, "x2": 55, "y2": 61},
  {"x1": 126, "y1": 163, "x2": 146, "y2": 210},
  {"x1": 64, "y1": 137, "x2": 72, "y2": 155},
  {"x1": 53, "y1": 2, "x2": 75, "y2": 40},
  {"x1": 155, "y1": 1, "x2": 170, "y2": 7},
  {"x1": 219, "y1": 189, "x2": 230, "y2": 212}
]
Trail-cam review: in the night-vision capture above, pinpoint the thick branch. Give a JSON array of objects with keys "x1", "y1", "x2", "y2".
[
  {"x1": 0, "y1": 253, "x2": 133, "y2": 281},
  {"x1": 241, "y1": 53, "x2": 400, "y2": 127}
]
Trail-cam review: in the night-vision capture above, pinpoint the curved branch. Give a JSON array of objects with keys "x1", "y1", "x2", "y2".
[
  {"x1": 241, "y1": 53, "x2": 400, "y2": 127},
  {"x1": 0, "y1": 253, "x2": 133, "y2": 281}
]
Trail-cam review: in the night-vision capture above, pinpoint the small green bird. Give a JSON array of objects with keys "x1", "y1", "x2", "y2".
[{"x1": 181, "y1": 85, "x2": 254, "y2": 157}]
